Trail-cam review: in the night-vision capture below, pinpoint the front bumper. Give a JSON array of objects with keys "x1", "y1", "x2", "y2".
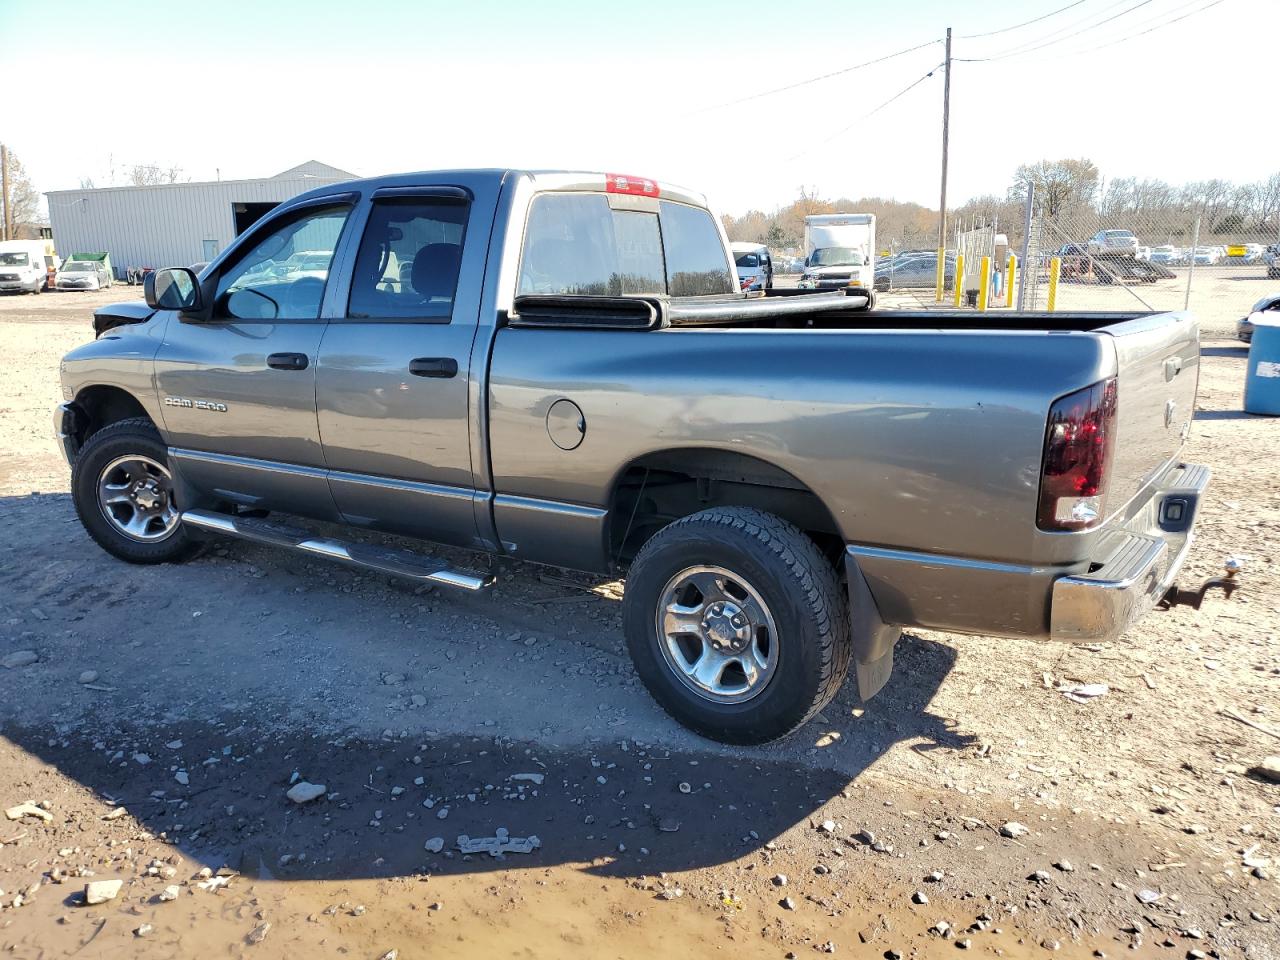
[
  {"x1": 1050, "y1": 462, "x2": 1210, "y2": 642},
  {"x1": 53, "y1": 403, "x2": 80, "y2": 465}
]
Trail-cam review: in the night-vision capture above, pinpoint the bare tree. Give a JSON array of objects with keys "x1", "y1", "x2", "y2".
[
  {"x1": 2, "y1": 149, "x2": 42, "y2": 228},
  {"x1": 1009, "y1": 158, "x2": 1100, "y2": 219},
  {"x1": 128, "y1": 163, "x2": 186, "y2": 186}
]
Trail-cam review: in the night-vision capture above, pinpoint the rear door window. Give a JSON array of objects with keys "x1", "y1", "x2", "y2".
[
  {"x1": 348, "y1": 197, "x2": 469, "y2": 320},
  {"x1": 517, "y1": 193, "x2": 735, "y2": 298}
]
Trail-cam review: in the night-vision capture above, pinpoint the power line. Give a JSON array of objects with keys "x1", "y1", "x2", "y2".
[
  {"x1": 959, "y1": 0, "x2": 1090, "y2": 38},
  {"x1": 785, "y1": 61, "x2": 945, "y2": 162},
  {"x1": 693, "y1": 37, "x2": 943, "y2": 114},
  {"x1": 956, "y1": 0, "x2": 1158, "y2": 61},
  {"x1": 1059, "y1": 0, "x2": 1230, "y2": 54}
]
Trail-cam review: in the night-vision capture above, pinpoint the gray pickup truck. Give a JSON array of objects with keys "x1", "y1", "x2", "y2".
[{"x1": 54, "y1": 169, "x2": 1222, "y2": 744}]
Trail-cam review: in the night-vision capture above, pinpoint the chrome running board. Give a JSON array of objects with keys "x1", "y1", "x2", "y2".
[{"x1": 181, "y1": 509, "x2": 494, "y2": 591}]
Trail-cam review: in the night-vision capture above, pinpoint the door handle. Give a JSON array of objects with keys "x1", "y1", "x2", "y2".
[
  {"x1": 408, "y1": 357, "x2": 458, "y2": 379},
  {"x1": 267, "y1": 352, "x2": 309, "y2": 371}
]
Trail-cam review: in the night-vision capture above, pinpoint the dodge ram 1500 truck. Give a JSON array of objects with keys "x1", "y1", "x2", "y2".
[{"x1": 55, "y1": 169, "x2": 1222, "y2": 744}]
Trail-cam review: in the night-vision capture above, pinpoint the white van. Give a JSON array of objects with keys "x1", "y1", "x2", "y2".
[
  {"x1": 730, "y1": 241, "x2": 773, "y2": 291},
  {"x1": 0, "y1": 239, "x2": 55, "y2": 294}
]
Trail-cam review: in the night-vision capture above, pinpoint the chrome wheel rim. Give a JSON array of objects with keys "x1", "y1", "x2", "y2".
[
  {"x1": 96, "y1": 455, "x2": 179, "y2": 542},
  {"x1": 655, "y1": 565, "x2": 778, "y2": 704}
]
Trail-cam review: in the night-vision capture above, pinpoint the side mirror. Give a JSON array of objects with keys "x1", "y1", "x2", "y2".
[{"x1": 145, "y1": 267, "x2": 205, "y2": 314}]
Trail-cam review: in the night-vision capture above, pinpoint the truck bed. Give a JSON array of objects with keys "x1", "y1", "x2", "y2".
[
  {"x1": 489, "y1": 299, "x2": 1200, "y2": 638},
  {"x1": 509, "y1": 290, "x2": 1155, "y2": 332}
]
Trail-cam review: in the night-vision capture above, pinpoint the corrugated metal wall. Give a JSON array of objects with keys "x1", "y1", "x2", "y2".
[{"x1": 45, "y1": 177, "x2": 351, "y2": 278}]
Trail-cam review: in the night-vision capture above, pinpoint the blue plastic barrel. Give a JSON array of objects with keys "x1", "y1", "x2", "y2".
[{"x1": 1244, "y1": 316, "x2": 1280, "y2": 416}]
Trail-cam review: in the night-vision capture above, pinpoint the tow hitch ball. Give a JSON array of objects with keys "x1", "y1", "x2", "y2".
[{"x1": 1159, "y1": 557, "x2": 1243, "y2": 611}]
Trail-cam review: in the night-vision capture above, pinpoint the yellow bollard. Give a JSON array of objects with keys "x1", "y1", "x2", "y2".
[
  {"x1": 1006, "y1": 254, "x2": 1017, "y2": 307},
  {"x1": 953, "y1": 253, "x2": 965, "y2": 307},
  {"x1": 977, "y1": 256, "x2": 991, "y2": 312},
  {"x1": 934, "y1": 248, "x2": 947, "y2": 302},
  {"x1": 1047, "y1": 257, "x2": 1061, "y2": 312}
]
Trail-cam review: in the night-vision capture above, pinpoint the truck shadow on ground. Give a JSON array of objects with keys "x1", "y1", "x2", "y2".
[
  {"x1": 2, "y1": 646, "x2": 968, "y2": 884},
  {"x1": 0, "y1": 490, "x2": 971, "y2": 884}
]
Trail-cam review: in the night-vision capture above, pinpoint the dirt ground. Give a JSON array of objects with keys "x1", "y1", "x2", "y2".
[{"x1": 1, "y1": 287, "x2": 1278, "y2": 960}]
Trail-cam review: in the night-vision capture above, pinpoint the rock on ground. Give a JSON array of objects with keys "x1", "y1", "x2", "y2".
[
  {"x1": 286, "y1": 782, "x2": 326, "y2": 804},
  {"x1": 84, "y1": 879, "x2": 123, "y2": 905}
]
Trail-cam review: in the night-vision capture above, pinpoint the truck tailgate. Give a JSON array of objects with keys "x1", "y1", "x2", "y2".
[{"x1": 1104, "y1": 312, "x2": 1200, "y2": 517}]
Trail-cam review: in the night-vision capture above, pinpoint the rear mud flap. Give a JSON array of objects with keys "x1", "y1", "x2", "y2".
[{"x1": 845, "y1": 553, "x2": 902, "y2": 702}]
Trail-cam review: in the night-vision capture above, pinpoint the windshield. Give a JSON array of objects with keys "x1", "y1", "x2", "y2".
[
  {"x1": 64, "y1": 262, "x2": 95, "y2": 272},
  {"x1": 1103, "y1": 231, "x2": 1135, "y2": 239},
  {"x1": 810, "y1": 247, "x2": 864, "y2": 267},
  {"x1": 0, "y1": 252, "x2": 30, "y2": 266},
  {"x1": 734, "y1": 252, "x2": 760, "y2": 268}
]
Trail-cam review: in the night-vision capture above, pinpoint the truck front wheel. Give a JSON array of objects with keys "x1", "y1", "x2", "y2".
[
  {"x1": 71, "y1": 418, "x2": 198, "y2": 565},
  {"x1": 622, "y1": 507, "x2": 850, "y2": 744}
]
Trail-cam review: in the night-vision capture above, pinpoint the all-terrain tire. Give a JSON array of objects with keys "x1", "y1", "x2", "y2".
[
  {"x1": 71, "y1": 417, "x2": 198, "y2": 565},
  {"x1": 623, "y1": 507, "x2": 850, "y2": 744}
]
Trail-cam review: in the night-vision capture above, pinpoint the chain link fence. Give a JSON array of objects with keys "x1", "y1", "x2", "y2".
[{"x1": 1009, "y1": 192, "x2": 1280, "y2": 337}]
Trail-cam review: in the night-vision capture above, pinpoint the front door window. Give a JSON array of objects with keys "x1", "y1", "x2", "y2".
[{"x1": 214, "y1": 205, "x2": 351, "y2": 320}]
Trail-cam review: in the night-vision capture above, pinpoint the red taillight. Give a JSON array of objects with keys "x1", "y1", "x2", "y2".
[
  {"x1": 1037, "y1": 378, "x2": 1118, "y2": 531},
  {"x1": 605, "y1": 173, "x2": 659, "y2": 197}
]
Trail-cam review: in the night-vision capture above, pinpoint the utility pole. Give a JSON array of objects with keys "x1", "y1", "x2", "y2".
[
  {"x1": 934, "y1": 27, "x2": 952, "y2": 302},
  {"x1": 0, "y1": 144, "x2": 10, "y2": 241}
]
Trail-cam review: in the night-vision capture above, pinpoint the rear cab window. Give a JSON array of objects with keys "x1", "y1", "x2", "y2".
[{"x1": 517, "y1": 193, "x2": 735, "y2": 299}]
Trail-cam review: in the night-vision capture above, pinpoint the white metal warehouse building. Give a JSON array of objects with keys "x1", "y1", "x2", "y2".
[{"x1": 44, "y1": 161, "x2": 358, "y2": 279}]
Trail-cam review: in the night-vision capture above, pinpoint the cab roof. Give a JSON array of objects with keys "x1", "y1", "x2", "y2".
[{"x1": 286, "y1": 169, "x2": 711, "y2": 211}]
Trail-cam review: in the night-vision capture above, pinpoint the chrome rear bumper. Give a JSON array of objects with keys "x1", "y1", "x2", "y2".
[{"x1": 1050, "y1": 462, "x2": 1210, "y2": 642}]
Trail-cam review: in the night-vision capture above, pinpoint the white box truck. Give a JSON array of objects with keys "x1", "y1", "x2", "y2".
[
  {"x1": 0, "y1": 239, "x2": 56, "y2": 294},
  {"x1": 800, "y1": 214, "x2": 876, "y2": 298}
]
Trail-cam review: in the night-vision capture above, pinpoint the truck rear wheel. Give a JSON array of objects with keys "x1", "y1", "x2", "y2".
[
  {"x1": 622, "y1": 507, "x2": 850, "y2": 744},
  {"x1": 71, "y1": 418, "x2": 198, "y2": 565}
]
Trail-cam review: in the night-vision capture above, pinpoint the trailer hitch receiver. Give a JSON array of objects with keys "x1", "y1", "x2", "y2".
[{"x1": 1159, "y1": 558, "x2": 1242, "y2": 612}]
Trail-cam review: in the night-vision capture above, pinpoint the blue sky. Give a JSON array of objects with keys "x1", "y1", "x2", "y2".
[{"x1": 2, "y1": 0, "x2": 1275, "y2": 214}]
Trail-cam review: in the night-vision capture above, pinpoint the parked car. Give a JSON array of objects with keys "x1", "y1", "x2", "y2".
[
  {"x1": 1149, "y1": 245, "x2": 1182, "y2": 266},
  {"x1": 1191, "y1": 246, "x2": 1221, "y2": 266},
  {"x1": 54, "y1": 168, "x2": 1216, "y2": 745},
  {"x1": 1086, "y1": 229, "x2": 1140, "y2": 258},
  {"x1": 874, "y1": 251, "x2": 955, "y2": 291},
  {"x1": 56, "y1": 260, "x2": 112, "y2": 291},
  {"x1": 0, "y1": 239, "x2": 55, "y2": 294},
  {"x1": 1136, "y1": 246, "x2": 1152, "y2": 261},
  {"x1": 1265, "y1": 245, "x2": 1280, "y2": 280},
  {"x1": 1237, "y1": 293, "x2": 1280, "y2": 343},
  {"x1": 730, "y1": 242, "x2": 773, "y2": 291}
]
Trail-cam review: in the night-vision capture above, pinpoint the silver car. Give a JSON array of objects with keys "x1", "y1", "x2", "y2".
[
  {"x1": 1086, "y1": 230, "x2": 1140, "y2": 258},
  {"x1": 56, "y1": 260, "x2": 112, "y2": 291},
  {"x1": 1238, "y1": 293, "x2": 1280, "y2": 343}
]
